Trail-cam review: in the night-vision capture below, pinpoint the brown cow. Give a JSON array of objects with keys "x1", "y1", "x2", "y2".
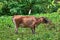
[{"x1": 12, "y1": 15, "x2": 49, "y2": 34}]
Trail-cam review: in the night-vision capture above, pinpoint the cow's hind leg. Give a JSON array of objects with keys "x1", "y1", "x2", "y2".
[
  {"x1": 13, "y1": 19, "x2": 19, "y2": 34},
  {"x1": 15, "y1": 24, "x2": 19, "y2": 34}
]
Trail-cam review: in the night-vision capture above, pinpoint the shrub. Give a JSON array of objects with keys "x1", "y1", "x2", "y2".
[
  {"x1": 57, "y1": 8, "x2": 60, "y2": 14},
  {"x1": 0, "y1": 0, "x2": 58, "y2": 15}
]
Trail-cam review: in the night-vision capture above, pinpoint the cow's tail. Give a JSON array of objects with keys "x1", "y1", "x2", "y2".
[
  {"x1": 12, "y1": 15, "x2": 15, "y2": 23},
  {"x1": 12, "y1": 15, "x2": 16, "y2": 22}
]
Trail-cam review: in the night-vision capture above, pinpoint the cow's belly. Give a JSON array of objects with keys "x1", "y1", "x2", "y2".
[{"x1": 19, "y1": 24, "x2": 31, "y2": 28}]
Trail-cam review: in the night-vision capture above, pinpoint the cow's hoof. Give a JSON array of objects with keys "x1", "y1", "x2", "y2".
[
  {"x1": 15, "y1": 32, "x2": 18, "y2": 34},
  {"x1": 32, "y1": 32, "x2": 35, "y2": 34}
]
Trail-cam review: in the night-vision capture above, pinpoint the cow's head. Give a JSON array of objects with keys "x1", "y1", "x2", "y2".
[{"x1": 36, "y1": 17, "x2": 50, "y2": 24}]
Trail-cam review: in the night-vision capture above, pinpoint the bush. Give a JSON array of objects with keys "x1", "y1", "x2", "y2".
[
  {"x1": 0, "y1": 2, "x2": 4, "y2": 15},
  {"x1": 0, "y1": 0, "x2": 59, "y2": 15},
  {"x1": 57, "y1": 8, "x2": 60, "y2": 14},
  {"x1": 31, "y1": 0, "x2": 58, "y2": 13}
]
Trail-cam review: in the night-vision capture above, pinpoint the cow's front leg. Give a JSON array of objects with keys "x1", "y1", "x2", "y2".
[{"x1": 31, "y1": 27, "x2": 35, "y2": 34}]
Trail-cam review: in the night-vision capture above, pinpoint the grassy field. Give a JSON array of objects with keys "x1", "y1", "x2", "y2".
[{"x1": 0, "y1": 12, "x2": 60, "y2": 40}]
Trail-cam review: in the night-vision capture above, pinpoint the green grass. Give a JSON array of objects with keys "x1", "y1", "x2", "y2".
[{"x1": 0, "y1": 12, "x2": 60, "y2": 40}]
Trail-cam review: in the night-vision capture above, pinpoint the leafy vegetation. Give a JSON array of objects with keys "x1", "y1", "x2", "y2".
[
  {"x1": 0, "y1": 12, "x2": 60, "y2": 40},
  {"x1": 0, "y1": 0, "x2": 59, "y2": 15},
  {"x1": 0, "y1": 0, "x2": 60, "y2": 40}
]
